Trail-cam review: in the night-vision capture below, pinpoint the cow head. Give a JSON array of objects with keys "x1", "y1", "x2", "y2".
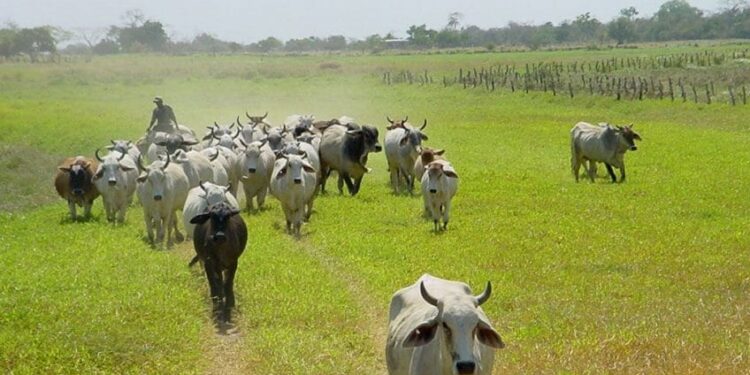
[
  {"x1": 425, "y1": 161, "x2": 458, "y2": 194},
  {"x1": 404, "y1": 281, "x2": 504, "y2": 375},
  {"x1": 94, "y1": 149, "x2": 134, "y2": 187},
  {"x1": 275, "y1": 153, "x2": 315, "y2": 185},
  {"x1": 199, "y1": 181, "x2": 232, "y2": 206},
  {"x1": 212, "y1": 129, "x2": 241, "y2": 150},
  {"x1": 59, "y1": 158, "x2": 93, "y2": 196},
  {"x1": 399, "y1": 119, "x2": 429, "y2": 152},
  {"x1": 107, "y1": 140, "x2": 134, "y2": 155},
  {"x1": 616, "y1": 124, "x2": 641, "y2": 151},
  {"x1": 190, "y1": 201, "x2": 240, "y2": 244},
  {"x1": 156, "y1": 134, "x2": 199, "y2": 155},
  {"x1": 265, "y1": 126, "x2": 287, "y2": 153},
  {"x1": 292, "y1": 115, "x2": 316, "y2": 137},
  {"x1": 240, "y1": 139, "x2": 268, "y2": 174},
  {"x1": 245, "y1": 111, "x2": 269, "y2": 126},
  {"x1": 420, "y1": 148, "x2": 446, "y2": 165},
  {"x1": 136, "y1": 154, "x2": 171, "y2": 201},
  {"x1": 386, "y1": 116, "x2": 409, "y2": 130}
]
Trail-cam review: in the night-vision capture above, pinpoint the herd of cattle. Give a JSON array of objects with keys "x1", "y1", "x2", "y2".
[{"x1": 53, "y1": 111, "x2": 641, "y2": 375}]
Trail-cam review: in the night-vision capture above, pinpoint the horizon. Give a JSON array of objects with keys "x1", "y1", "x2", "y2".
[{"x1": 2, "y1": 0, "x2": 725, "y2": 45}]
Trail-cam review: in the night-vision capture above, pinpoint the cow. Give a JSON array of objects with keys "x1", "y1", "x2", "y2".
[
  {"x1": 170, "y1": 149, "x2": 214, "y2": 188},
  {"x1": 421, "y1": 160, "x2": 459, "y2": 232},
  {"x1": 413, "y1": 147, "x2": 446, "y2": 181},
  {"x1": 269, "y1": 153, "x2": 317, "y2": 237},
  {"x1": 146, "y1": 132, "x2": 199, "y2": 163},
  {"x1": 238, "y1": 139, "x2": 275, "y2": 212},
  {"x1": 384, "y1": 117, "x2": 429, "y2": 194},
  {"x1": 200, "y1": 147, "x2": 230, "y2": 186},
  {"x1": 190, "y1": 201, "x2": 247, "y2": 323},
  {"x1": 54, "y1": 156, "x2": 100, "y2": 220},
  {"x1": 386, "y1": 274, "x2": 505, "y2": 375},
  {"x1": 105, "y1": 140, "x2": 140, "y2": 164},
  {"x1": 237, "y1": 113, "x2": 269, "y2": 145},
  {"x1": 93, "y1": 148, "x2": 138, "y2": 223},
  {"x1": 570, "y1": 122, "x2": 642, "y2": 183},
  {"x1": 319, "y1": 123, "x2": 382, "y2": 196},
  {"x1": 136, "y1": 154, "x2": 190, "y2": 249},
  {"x1": 183, "y1": 181, "x2": 239, "y2": 241}
]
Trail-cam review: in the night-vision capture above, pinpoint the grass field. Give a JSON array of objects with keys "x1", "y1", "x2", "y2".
[{"x1": 1, "y1": 44, "x2": 749, "y2": 374}]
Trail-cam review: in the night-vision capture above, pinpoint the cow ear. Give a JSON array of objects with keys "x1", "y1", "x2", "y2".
[
  {"x1": 136, "y1": 173, "x2": 147, "y2": 183},
  {"x1": 155, "y1": 141, "x2": 168, "y2": 147},
  {"x1": 443, "y1": 168, "x2": 459, "y2": 179},
  {"x1": 302, "y1": 161, "x2": 316, "y2": 173},
  {"x1": 229, "y1": 209, "x2": 241, "y2": 217},
  {"x1": 435, "y1": 149, "x2": 445, "y2": 156},
  {"x1": 189, "y1": 213, "x2": 211, "y2": 224},
  {"x1": 476, "y1": 322, "x2": 505, "y2": 349},
  {"x1": 399, "y1": 136, "x2": 410, "y2": 146},
  {"x1": 120, "y1": 165, "x2": 135, "y2": 172},
  {"x1": 404, "y1": 320, "x2": 438, "y2": 348},
  {"x1": 421, "y1": 134, "x2": 429, "y2": 141},
  {"x1": 93, "y1": 169, "x2": 104, "y2": 180},
  {"x1": 58, "y1": 166, "x2": 71, "y2": 172}
]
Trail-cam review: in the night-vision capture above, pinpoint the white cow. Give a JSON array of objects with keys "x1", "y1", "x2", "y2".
[
  {"x1": 182, "y1": 181, "x2": 240, "y2": 240},
  {"x1": 106, "y1": 140, "x2": 140, "y2": 164},
  {"x1": 570, "y1": 122, "x2": 641, "y2": 183},
  {"x1": 93, "y1": 149, "x2": 138, "y2": 223},
  {"x1": 384, "y1": 118, "x2": 429, "y2": 194},
  {"x1": 238, "y1": 140, "x2": 275, "y2": 211},
  {"x1": 200, "y1": 147, "x2": 230, "y2": 186},
  {"x1": 269, "y1": 153, "x2": 316, "y2": 237},
  {"x1": 136, "y1": 154, "x2": 190, "y2": 249},
  {"x1": 386, "y1": 274, "x2": 504, "y2": 375},
  {"x1": 421, "y1": 160, "x2": 458, "y2": 232},
  {"x1": 170, "y1": 150, "x2": 214, "y2": 188}
]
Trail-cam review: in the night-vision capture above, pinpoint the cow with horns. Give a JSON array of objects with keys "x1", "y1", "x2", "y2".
[
  {"x1": 93, "y1": 148, "x2": 138, "y2": 223},
  {"x1": 384, "y1": 116, "x2": 429, "y2": 194},
  {"x1": 54, "y1": 156, "x2": 100, "y2": 220}
]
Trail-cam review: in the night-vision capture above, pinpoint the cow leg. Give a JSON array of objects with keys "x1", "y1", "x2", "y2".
[
  {"x1": 68, "y1": 200, "x2": 77, "y2": 221},
  {"x1": 605, "y1": 164, "x2": 617, "y2": 183},
  {"x1": 257, "y1": 186, "x2": 268, "y2": 209},
  {"x1": 336, "y1": 174, "x2": 346, "y2": 194},
  {"x1": 155, "y1": 215, "x2": 165, "y2": 246},
  {"x1": 619, "y1": 163, "x2": 626, "y2": 183},
  {"x1": 203, "y1": 260, "x2": 223, "y2": 316},
  {"x1": 223, "y1": 265, "x2": 238, "y2": 322},
  {"x1": 144, "y1": 210, "x2": 155, "y2": 244},
  {"x1": 571, "y1": 155, "x2": 581, "y2": 182},
  {"x1": 389, "y1": 167, "x2": 400, "y2": 193},
  {"x1": 349, "y1": 176, "x2": 363, "y2": 196},
  {"x1": 442, "y1": 201, "x2": 451, "y2": 230},
  {"x1": 116, "y1": 203, "x2": 126, "y2": 224},
  {"x1": 319, "y1": 165, "x2": 330, "y2": 194},
  {"x1": 83, "y1": 200, "x2": 93, "y2": 219},
  {"x1": 305, "y1": 198, "x2": 314, "y2": 221},
  {"x1": 172, "y1": 213, "x2": 184, "y2": 243},
  {"x1": 243, "y1": 187, "x2": 255, "y2": 212},
  {"x1": 586, "y1": 161, "x2": 598, "y2": 181}
]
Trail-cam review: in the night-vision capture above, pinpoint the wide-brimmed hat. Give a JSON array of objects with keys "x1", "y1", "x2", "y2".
[{"x1": 153, "y1": 96, "x2": 163, "y2": 104}]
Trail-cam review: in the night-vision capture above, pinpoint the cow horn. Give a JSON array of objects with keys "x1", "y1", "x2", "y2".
[
  {"x1": 199, "y1": 181, "x2": 207, "y2": 193},
  {"x1": 94, "y1": 148, "x2": 104, "y2": 162},
  {"x1": 259, "y1": 139, "x2": 268, "y2": 148},
  {"x1": 387, "y1": 116, "x2": 394, "y2": 124},
  {"x1": 136, "y1": 155, "x2": 147, "y2": 171},
  {"x1": 420, "y1": 119, "x2": 427, "y2": 131},
  {"x1": 474, "y1": 281, "x2": 492, "y2": 306},
  {"x1": 261, "y1": 111, "x2": 268, "y2": 120},
  {"x1": 236, "y1": 116, "x2": 244, "y2": 128},
  {"x1": 232, "y1": 128, "x2": 241, "y2": 139},
  {"x1": 117, "y1": 152, "x2": 126, "y2": 161},
  {"x1": 208, "y1": 150, "x2": 219, "y2": 161},
  {"x1": 110, "y1": 140, "x2": 116, "y2": 145},
  {"x1": 161, "y1": 153, "x2": 170, "y2": 170},
  {"x1": 239, "y1": 139, "x2": 248, "y2": 148},
  {"x1": 225, "y1": 183, "x2": 232, "y2": 192},
  {"x1": 229, "y1": 122, "x2": 235, "y2": 129},
  {"x1": 214, "y1": 121, "x2": 220, "y2": 128},
  {"x1": 403, "y1": 116, "x2": 409, "y2": 123},
  {"x1": 419, "y1": 282, "x2": 439, "y2": 307},
  {"x1": 245, "y1": 111, "x2": 253, "y2": 120}
]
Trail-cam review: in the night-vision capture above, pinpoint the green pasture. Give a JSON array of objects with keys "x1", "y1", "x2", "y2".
[{"x1": 1, "y1": 46, "x2": 748, "y2": 374}]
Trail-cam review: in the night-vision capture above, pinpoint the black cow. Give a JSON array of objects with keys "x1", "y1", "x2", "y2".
[
  {"x1": 319, "y1": 123, "x2": 382, "y2": 196},
  {"x1": 190, "y1": 202, "x2": 248, "y2": 323}
]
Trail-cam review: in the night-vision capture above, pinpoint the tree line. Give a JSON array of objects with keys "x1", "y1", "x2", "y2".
[{"x1": 2, "y1": 0, "x2": 749, "y2": 60}]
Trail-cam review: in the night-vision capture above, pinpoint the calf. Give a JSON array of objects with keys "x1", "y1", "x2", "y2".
[
  {"x1": 54, "y1": 156, "x2": 100, "y2": 220},
  {"x1": 190, "y1": 202, "x2": 247, "y2": 323},
  {"x1": 421, "y1": 160, "x2": 459, "y2": 232}
]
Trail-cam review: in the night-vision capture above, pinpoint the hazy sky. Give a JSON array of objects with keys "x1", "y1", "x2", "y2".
[{"x1": 2, "y1": 0, "x2": 725, "y2": 44}]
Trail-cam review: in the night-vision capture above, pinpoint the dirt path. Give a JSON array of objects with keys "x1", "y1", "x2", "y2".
[
  {"x1": 298, "y1": 239, "x2": 389, "y2": 375},
  {"x1": 172, "y1": 241, "x2": 254, "y2": 375}
]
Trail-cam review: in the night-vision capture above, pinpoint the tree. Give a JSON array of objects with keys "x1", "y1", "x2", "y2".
[
  {"x1": 406, "y1": 24, "x2": 437, "y2": 47},
  {"x1": 608, "y1": 7, "x2": 639, "y2": 44},
  {"x1": 650, "y1": 0, "x2": 704, "y2": 40},
  {"x1": 447, "y1": 12, "x2": 463, "y2": 30},
  {"x1": 255, "y1": 36, "x2": 282, "y2": 52}
]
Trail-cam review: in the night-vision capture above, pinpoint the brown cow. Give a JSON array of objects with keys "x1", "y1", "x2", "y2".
[
  {"x1": 190, "y1": 202, "x2": 248, "y2": 323},
  {"x1": 54, "y1": 156, "x2": 100, "y2": 220},
  {"x1": 413, "y1": 147, "x2": 446, "y2": 182}
]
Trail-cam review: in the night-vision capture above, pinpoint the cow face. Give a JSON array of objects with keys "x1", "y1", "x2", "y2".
[
  {"x1": 425, "y1": 162, "x2": 459, "y2": 194},
  {"x1": 404, "y1": 282, "x2": 504, "y2": 375},
  {"x1": 137, "y1": 156, "x2": 171, "y2": 201},
  {"x1": 94, "y1": 151, "x2": 134, "y2": 187},
  {"x1": 241, "y1": 140, "x2": 268, "y2": 174},
  {"x1": 617, "y1": 125, "x2": 641, "y2": 151},
  {"x1": 60, "y1": 161, "x2": 90, "y2": 196},
  {"x1": 362, "y1": 125, "x2": 382, "y2": 153},
  {"x1": 265, "y1": 127, "x2": 287, "y2": 153},
  {"x1": 107, "y1": 140, "x2": 133, "y2": 155},
  {"x1": 190, "y1": 202, "x2": 240, "y2": 243},
  {"x1": 276, "y1": 154, "x2": 315, "y2": 185}
]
